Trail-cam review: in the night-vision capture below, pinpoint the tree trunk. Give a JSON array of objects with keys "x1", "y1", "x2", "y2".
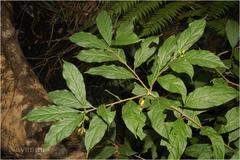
[
  {"x1": 1, "y1": 2, "x2": 86, "y2": 159},
  {"x1": 1, "y1": 2, "x2": 50, "y2": 158}
]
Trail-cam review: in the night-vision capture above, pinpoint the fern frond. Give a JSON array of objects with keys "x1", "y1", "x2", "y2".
[
  {"x1": 207, "y1": 1, "x2": 237, "y2": 19},
  {"x1": 122, "y1": 1, "x2": 165, "y2": 22},
  {"x1": 108, "y1": 1, "x2": 139, "y2": 16},
  {"x1": 140, "y1": 2, "x2": 186, "y2": 37},
  {"x1": 207, "y1": 19, "x2": 227, "y2": 37},
  {"x1": 178, "y1": 8, "x2": 206, "y2": 20}
]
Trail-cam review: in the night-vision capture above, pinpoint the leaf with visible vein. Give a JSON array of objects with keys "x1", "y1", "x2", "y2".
[
  {"x1": 69, "y1": 32, "x2": 108, "y2": 49},
  {"x1": 170, "y1": 58, "x2": 194, "y2": 79},
  {"x1": 134, "y1": 36, "x2": 159, "y2": 68},
  {"x1": 48, "y1": 90, "x2": 83, "y2": 108},
  {"x1": 76, "y1": 49, "x2": 117, "y2": 63},
  {"x1": 85, "y1": 115, "x2": 108, "y2": 152},
  {"x1": 158, "y1": 74, "x2": 187, "y2": 102},
  {"x1": 63, "y1": 61, "x2": 90, "y2": 107},
  {"x1": 23, "y1": 105, "x2": 80, "y2": 122},
  {"x1": 86, "y1": 65, "x2": 135, "y2": 79},
  {"x1": 184, "y1": 50, "x2": 227, "y2": 68},
  {"x1": 185, "y1": 85, "x2": 238, "y2": 109},
  {"x1": 200, "y1": 126, "x2": 225, "y2": 159},
  {"x1": 44, "y1": 114, "x2": 83, "y2": 149},
  {"x1": 122, "y1": 101, "x2": 146, "y2": 140},
  {"x1": 96, "y1": 10, "x2": 112, "y2": 45}
]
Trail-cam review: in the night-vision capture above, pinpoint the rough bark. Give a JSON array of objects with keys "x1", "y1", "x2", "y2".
[
  {"x1": 1, "y1": 2, "x2": 86, "y2": 159},
  {"x1": 1, "y1": 2, "x2": 50, "y2": 158}
]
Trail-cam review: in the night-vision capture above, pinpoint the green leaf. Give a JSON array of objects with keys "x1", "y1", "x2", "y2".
[
  {"x1": 63, "y1": 61, "x2": 90, "y2": 107},
  {"x1": 226, "y1": 19, "x2": 239, "y2": 48},
  {"x1": 69, "y1": 31, "x2": 108, "y2": 49},
  {"x1": 48, "y1": 90, "x2": 83, "y2": 109},
  {"x1": 177, "y1": 19, "x2": 206, "y2": 53},
  {"x1": 76, "y1": 49, "x2": 117, "y2": 63},
  {"x1": 148, "y1": 99, "x2": 167, "y2": 139},
  {"x1": 228, "y1": 128, "x2": 239, "y2": 143},
  {"x1": 183, "y1": 109, "x2": 202, "y2": 129},
  {"x1": 97, "y1": 105, "x2": 116, "y2": 126},
  {"x1": 166, "y1": 119, "x2": 192, "y2": 159},
  {"x1": 219, "y1": 106, "x2": 240, "y2": 134},
  {"x1": 85, "y1": 115, "x2": 108, "y2": 152},
  {"x1": 233, "y1": 139, "x2": 239, "y2": 148},
  {"x1": 233, "y1": 48, "x2": 239, "y2": 61},
  {"x1": 158, "y1": 74, "x2": 187, "y2": 102},
  {"x1": 118, "y1": 143, "x2": 137, "y2": 156},
  {"x1": 149, "y1": 35, "x2": 176, "y2": 86},
  {"x1": 142, "y1": 135, "x2": 157, "y2": 159},
  {"x1": 96, "y1": 10, "x2": 112, "y2": 45},
  {"x1": 122, "y1": 100, "x2": 146, "y2": 140},
  {"x1": 132, "y1": 83, "x2": 147, "y2": 96},
  {"x1": 200, "y1": 126, "x2": 225, "y2": 159},
  {"x1": 184, "y1": 144, "x2": 212, "y2": 159},
  {"x1": 231, "y1": 150, "x2": 240, "y2": 160},
  {"x1": 44, "y1": 114, "x2": 83, "y2": 148},
  {"x1": 148, "y1": 97, "x2": 181, "y2": 139},
  {"x1": 185, "y1": 85, "x2": 238, "y2": 109},
  {"x1": 132, "y1": 83, "x2": 158, "y2": 99},
  {"x1": 90, "y1": 146, "x2": 116, "y2": 159},
  {"x1": 85, "y1": 65, "x2": 135, "y2": 79},
  {"x1": 134, "y1": 36, "x2": 159, "y2": 68},
  {"x1": 211, "y1": 78, "x2": 228, "y2": 86},
  {"x1": 23, "y1": 105, "x2": 80, "y2": 122},
  {"x1": 113, "y1": 21, "x2": 141, "y2": 45},
  {"x1": 170, "y1": 58, "x2": 194, "y2": 79},
  {"x1": 184, "y1": 50, "x2": 227, "y2": 68}
]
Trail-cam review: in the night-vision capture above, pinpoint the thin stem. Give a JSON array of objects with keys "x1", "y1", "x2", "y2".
[
  {"x1": 86, "y1": 94, "x2": 145, "y2": 113},
  {"x1": 170, "y1": 105, "x2": 236, "y2": 152},
  {"x1": 217, "y1": 50, "x2": 230, "y2": 57},
  {"x1": 224, "y1": 144, "x2": 235, "y2": 152},
  {"x1": 149, "y1": 56, "x2": 176, "y2": 91},
  {"x1": 106, "y1": 48, "x2": 150, "y2": 93},
  {"x1": 106, "y1": 94, "x2": 144, "y2": 107},
  {"x1": 134, "y1": 155, "x2": 145, "y2": 160},
  {"x1": 215, "y1": 69, "x2": 240, "y2": 88},
  {"x1": 170, "y1": 105, "x2": 202, "y2": 128}
]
